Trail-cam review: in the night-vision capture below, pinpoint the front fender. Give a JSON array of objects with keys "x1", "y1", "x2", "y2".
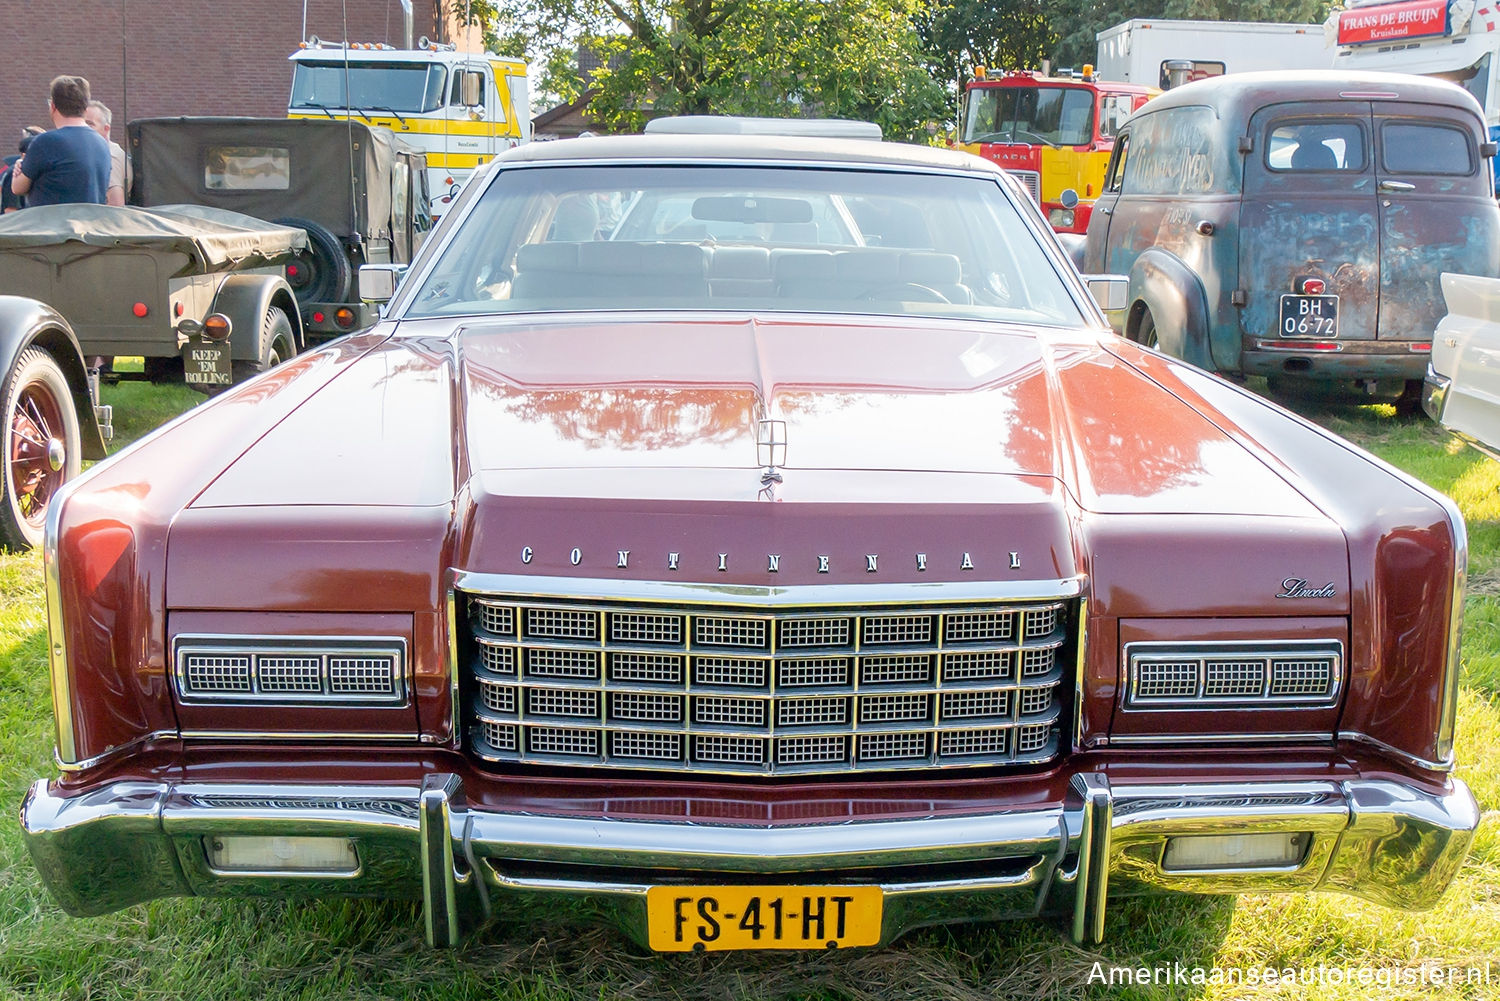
[
  {"x1": 0, "y1": 296, "x2": 107, "y2": 460},
  {"x1": 210, "y1": 275, "x2": 305, "y2": 359},
  {"x1": 1128, "y1": 248, "x2": 1215, "y2": 372}
]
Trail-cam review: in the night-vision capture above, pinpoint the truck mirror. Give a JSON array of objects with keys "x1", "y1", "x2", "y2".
[
  {"x1": 1483, "y1": 141, "x2": 1498, "y2": 159},
  {"x1": 461, "y1": 70, "x2": 484, "y2": 108},
  {"x1": 359, "y1": 264, "x2": 405, "y2": 304},
  {"x1": 1081, "y1": 274, "x2": 1128, "y2": 312}
]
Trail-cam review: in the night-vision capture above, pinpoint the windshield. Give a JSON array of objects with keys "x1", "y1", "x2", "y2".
[
  {"x1": 290, "y1": 61, "x2": 447, "y2": 114},
  {"x1": 404, "y1": 164, "x2": 1085, "y2": 327},
  {"x1": 964, "y1": 85, "x2": 1096, "y2": 147}
]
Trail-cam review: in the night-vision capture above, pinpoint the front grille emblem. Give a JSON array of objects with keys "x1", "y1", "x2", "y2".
[{"x1": 758, "y1": 419, "x2": 787, "y2": 485}]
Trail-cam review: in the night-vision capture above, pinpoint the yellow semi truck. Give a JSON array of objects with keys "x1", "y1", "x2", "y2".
[{"x1": 288, "y1": 36, "x2": 529, "y2": 217}]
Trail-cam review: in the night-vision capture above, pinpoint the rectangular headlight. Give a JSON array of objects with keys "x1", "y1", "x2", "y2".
[{"x1": 174, "y1": 635, "x2": 407, "y2": 706}]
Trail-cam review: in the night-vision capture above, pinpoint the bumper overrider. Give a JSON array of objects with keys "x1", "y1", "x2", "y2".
[{"x1": 21, "y1": 771, "x2": 1478, "y2": 949}]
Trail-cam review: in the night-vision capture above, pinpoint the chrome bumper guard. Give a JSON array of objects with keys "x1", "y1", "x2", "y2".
[{"x1": 20, "y1": 773, "x2": 1478, "y2": 948}]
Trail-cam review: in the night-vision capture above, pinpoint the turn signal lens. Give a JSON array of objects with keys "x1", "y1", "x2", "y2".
[
  {"x1": 202, "y1": 313, "x2": 232, "y2": 341},
  {"x1": 132, "y1": 302, "x2": 148, "y2": 318},
  {"x1": 173, "y1": 301, "x2": 184, "y2": 317},
  {"x1": 207, "y1": 835, "x2": 359, "y2": 874},
  {"x1": 1163, "y1": 832, "x2": 1309, "y2": 871},
  {"x1": 334, "y1": 307, "x2": 357, "y2": 328}
]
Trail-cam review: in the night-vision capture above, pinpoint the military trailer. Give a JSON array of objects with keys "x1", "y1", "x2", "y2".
[
  {"x1": 0, "y1": 205, "x2": 305, "y2": 389},
  {"x1": 128, "y1": 117, "x2": 433, "y2": 342}
]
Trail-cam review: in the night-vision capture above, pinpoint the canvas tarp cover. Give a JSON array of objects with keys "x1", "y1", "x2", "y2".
[
  {"x1": 0, "y1": 204, "x2": 307, "y2": 275},
  {"x1": 128, "y1": 117, "x2": 403, "y2": 241}
]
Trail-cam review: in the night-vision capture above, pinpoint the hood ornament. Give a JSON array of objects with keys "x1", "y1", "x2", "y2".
[{"x1": 758, "y1": 419, "x2": 787, "y2": 486}]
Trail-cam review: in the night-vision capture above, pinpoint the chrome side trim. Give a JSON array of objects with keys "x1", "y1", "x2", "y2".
[
  {"x1": 1072, "y1": 597, "x2": 1088, "y2": 749},
  {"x1": 1436, "y1": 503, "x2": 1467, "y2": 764},
  {"x1": 1338, "y1": 731, "x2": 1454, "y2": 773},
  {"x1": 178, "y1": 730, "x2": 423, "y2": 742},
  {"x1": 54, "y1": 730, "x2": 179, "y2": 774},
  {"x1": 446, "y1": 588, "x2": 462, "y2": 748},
  {"x1": 1108, "y1": 732, "x2": 1333, "y2": 746},
  {"x1": 43, "y1": 479, "x2": 76, "y2": 765},
  {"x1": 451, "y1": 573, "x2": 1084, "y2": 607}
]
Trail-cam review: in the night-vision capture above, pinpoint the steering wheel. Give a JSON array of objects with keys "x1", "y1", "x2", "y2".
[{"x1": 861, "y1": 282, "x2": 950, "y2": 304}]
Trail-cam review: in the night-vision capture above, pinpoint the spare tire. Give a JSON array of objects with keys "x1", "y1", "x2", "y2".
[{"x1": 274, "y1": 217, "x2": 351, "y2": 304}]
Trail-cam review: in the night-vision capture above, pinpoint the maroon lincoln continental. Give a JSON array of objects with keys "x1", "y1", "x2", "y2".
[{"x1": 21, "y1": 129, "x2": 1478, "y2": 951}]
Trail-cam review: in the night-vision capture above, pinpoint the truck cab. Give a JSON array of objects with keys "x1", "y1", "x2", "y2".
[
  {"x1": 958, "y1": 69, "x2": 1154, "y2": 234},
  {"x1": 288, "y1": 38, "x2": 529, "y2": 217}
]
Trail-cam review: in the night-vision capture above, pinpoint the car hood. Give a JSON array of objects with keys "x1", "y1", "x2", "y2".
[{"x1": 180, "y1": 314, "x2": 1345, "y2": 600}]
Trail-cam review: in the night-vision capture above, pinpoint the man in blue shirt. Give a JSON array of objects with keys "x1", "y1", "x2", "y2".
[{"x1": 10, "y1": 76, "x2": 110, "y2": 208}]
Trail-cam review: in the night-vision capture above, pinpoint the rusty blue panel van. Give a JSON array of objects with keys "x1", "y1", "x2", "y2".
[{"x1": 1080, "y1": 70, "x2": 1500, "y2": 406}]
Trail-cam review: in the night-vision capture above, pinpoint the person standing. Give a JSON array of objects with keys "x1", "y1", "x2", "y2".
[
  {"x1": 10, "y1": 76, "x2": 110, "y2": 207},
  {"x1": 84, "y1": 99, "x2": 128, "y2": 206}
]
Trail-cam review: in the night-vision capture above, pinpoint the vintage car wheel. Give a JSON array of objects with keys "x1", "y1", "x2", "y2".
[
  {"x1": 231, "y1": 306, "x2": 296, "y2": 385},
  {"x1": 1, "y1": 347, "x2": 80, "y2": 551},
  {"x1": 275, "y1": 217, "x2": 351, "y2": 305},
  {"x1": 1133, "y1": 311, "x2": 1159, "y2": 349}
]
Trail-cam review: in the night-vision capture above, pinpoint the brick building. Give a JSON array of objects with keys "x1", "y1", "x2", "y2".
[{"x1": 0, "y1": 0, "x2": 462, "y2": 160}]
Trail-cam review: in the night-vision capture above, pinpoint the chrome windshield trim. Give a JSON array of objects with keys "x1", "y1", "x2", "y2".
[{"x1": 451, "y1": 573, "x2": 1084, "y2": 607}]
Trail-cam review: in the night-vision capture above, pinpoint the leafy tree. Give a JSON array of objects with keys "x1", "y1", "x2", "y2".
[
  {"x1": 915, "y1": 0, "x2": 1058, "y2": 86},
  {"x1": 459, "y1": 0, "x2": 947, "y2": 141},
  {"x1": 1044, "y1": 0, "x2": 1334, "y2": 69}
]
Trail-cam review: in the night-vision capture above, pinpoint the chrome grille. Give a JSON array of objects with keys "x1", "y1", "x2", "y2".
[
  {"x1": 464, "y1": 592, "x2": 1072, "y2": 775},
  {"x1": 185, "y1": 653, "x2": 253, "y2": 693},
  {"x1": 1011, "y1": 169, "x2": 1041, "y2": 203},
  {"x1": 1270, "y1": 658, "x2": 1335, "y2": 697},
  {"x1": 1127, "y1": 642, "x2": 1342, "y2": 709},
  {"x1": 175, "y1": 637, "x2": 406, "y2": 706}
]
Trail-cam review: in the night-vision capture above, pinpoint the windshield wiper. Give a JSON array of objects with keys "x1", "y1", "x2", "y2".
[
  {"x1": 370, "y1": 105, "x2": 409, "y2": 125},
  {"x1": 292, "y1": 101, "x2": 338, "y2": 120}
]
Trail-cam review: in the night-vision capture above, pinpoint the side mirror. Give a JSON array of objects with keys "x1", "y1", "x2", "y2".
[
  {"x1": 460, "y1": 70, "x2": 484, "y2": 107},
  {"x1": 359, "y1": 264, "x2": 406, "y2": 304},
  {"x1": 1482, "y1": 141, "x2": 1498, "y2": 158},
  {"x1": 1081, "y1": 274, "x2": 1128, "y2": 312}
]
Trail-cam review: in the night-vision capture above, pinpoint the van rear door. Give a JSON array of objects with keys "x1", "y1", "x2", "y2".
[
  {"x1": 1372, "y1": 103, "x2": 1500, "y2": 343},
  {"x1": 1239, "y1": 101, "x2": 1380, "y2": 350}
]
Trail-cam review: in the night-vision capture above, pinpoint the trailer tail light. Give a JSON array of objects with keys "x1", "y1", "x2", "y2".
[
  {"x1": 132, "y1": 302, "x2": 148, "y2": 318},
  {"x1": 174, "y1": 302, "x2": 184, "y2": 317},
  {"x1": 203, "y1": 313, "x2": 232, "y2": 341},
  {"x1": 1297, "y1": 277, "x2": 1326, "y2": 295},
  {"x1": 311, "y1": 311, "x2": 326, "y2": 324},
  {"x1": 334, "y1": 307, "x2": 357, "y2": 329}
]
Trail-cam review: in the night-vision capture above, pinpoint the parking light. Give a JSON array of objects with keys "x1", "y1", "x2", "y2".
[
  {"x1": 132, "y1": 302, "x2": 148, "y2": 318},
  {"x1": 334, "y1": 307, "x2": 357, "y2": 328}
]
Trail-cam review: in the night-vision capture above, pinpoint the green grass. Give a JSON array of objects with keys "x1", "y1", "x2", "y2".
[{"x1": 2, "y1": 386, "x2": 1499, "y2": 1001}]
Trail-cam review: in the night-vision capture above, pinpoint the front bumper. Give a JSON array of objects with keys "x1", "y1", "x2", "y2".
[{"x1": 21, "y1": 772, "x2": 1478, "y2": 948}]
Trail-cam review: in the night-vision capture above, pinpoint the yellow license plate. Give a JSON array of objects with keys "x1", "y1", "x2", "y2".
[{"x1": 646, "y1": 885, "x2": 882, "y2": 951}]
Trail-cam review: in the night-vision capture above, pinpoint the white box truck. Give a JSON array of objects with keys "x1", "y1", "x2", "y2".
[{"x1": 1095, "y1": 19, "x2": 1332, "y2": 88}]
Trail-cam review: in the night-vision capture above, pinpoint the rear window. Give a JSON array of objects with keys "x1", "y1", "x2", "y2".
[
  {"x1": 1382, "y1": 122, "x2": 1475, "y2": 175},
  {"x1": 1267, "y1": 122, "x2": 1366, "y2": 171},
  {"x1": 205, "y1": 146, "x2": 290, "y2": 190}
]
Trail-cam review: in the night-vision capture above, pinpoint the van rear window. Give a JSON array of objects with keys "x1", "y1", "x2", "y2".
[
  {"x1": 1267, "y1": 123, "x2": 1365, "y2": 171},
  {"x1": 1382, "y1": 122, "x2": 1474, "y2": 175}
]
